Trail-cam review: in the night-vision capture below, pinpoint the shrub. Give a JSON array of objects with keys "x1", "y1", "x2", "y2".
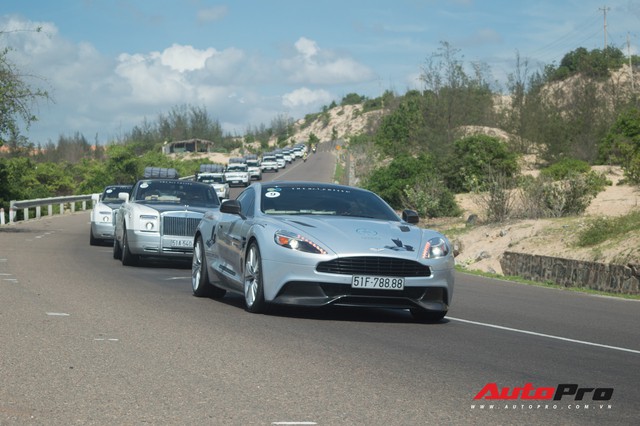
[
  {"x1": 402, "y1": 177, "x2": 461, "y2": 218},
  {"x1": 477, "y1": 173, "x2": 516, "y2": 222},
  {"x1": 540, "y1": 158, "x2": 591, "y2": 180},
  {"x1": 519, "y1": 173, "x2": 604, "y2": 218},
  {"x1": 364, "y1": 154, "x2": 461, "y2": 217},
  {"x1": 443, "y1": 135, "x2": 520, "y2": 193}
]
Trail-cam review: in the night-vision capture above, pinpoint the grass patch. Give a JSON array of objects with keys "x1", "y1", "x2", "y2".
[
  {"x1": 576, "y1": 211, "x2": 640, "y2": 247},
  {"x1": 334, "y1": 160, "x2": 345, "y2": 184},
  {"x1": 456, "y1": 266, "x2": 640, "y2": 300}
]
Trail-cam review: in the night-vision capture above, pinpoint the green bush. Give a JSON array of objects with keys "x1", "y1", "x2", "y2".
[
  {"x1": 363, "y1": 155, "x2": 458, "y2": 216},
  {"x1": 442, "y1": 135, "x2": 520, "y2": 193},
  {"x1": 597, "y1": 108, "x2": 640, "y2": 184},
  {"x1": 540, "y1": 158, "x2": 591, "y2": 180},
  {"x1": 402, "y1": 177, "x2": 461, "y2": 218},
  {"x1": 520, "y1": 173, "x2": 604, "y2": 218}
]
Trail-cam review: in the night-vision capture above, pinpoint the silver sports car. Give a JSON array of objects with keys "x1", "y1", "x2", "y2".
[{"x1": 191, "y1": 182, "x2": 455, "y2": 321}]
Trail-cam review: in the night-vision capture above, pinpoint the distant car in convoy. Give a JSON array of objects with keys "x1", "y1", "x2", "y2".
[
  {"x1": 113, "y1": 167, "x2": 220, "y2": 266},
  {"x1": 224, "y1": 158, "x2": 250, "y2": 187},
  {"x1": 196, "y1": 164, "x2": 230, "y2": 200},
  {"x1": 274, "y1": 152, "x2": 286, "y2": 169},
  {"x1": 244, "y1": 154, "x2": 263, "y2": 181},
  {"x1": 260, "y1": 153, "x2": 279, "y2": 173},
  {"x1": 90, "y1": 184, "x2": 133, "y2": 245},
  {"x1": 191, "y1": 181, "x2": 455, "y2": 321}
]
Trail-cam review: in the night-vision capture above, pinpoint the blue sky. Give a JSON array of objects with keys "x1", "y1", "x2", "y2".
[{"x1": 2, "y1": 0, "x2": 639, "y2": 145}]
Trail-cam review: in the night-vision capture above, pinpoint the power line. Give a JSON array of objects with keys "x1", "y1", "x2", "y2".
[{"x1": 526, "y1": 14, "x2": 600, "y2": 58}]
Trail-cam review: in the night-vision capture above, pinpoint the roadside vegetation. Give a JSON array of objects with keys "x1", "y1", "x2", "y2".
[{"x1": 576, "y1": 211, "x2": 640, "y2": 247}]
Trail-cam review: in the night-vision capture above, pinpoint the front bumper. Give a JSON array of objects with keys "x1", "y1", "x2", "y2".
[
  {"x1": 260, "y1": 253, "x2": 454, "y2": 312},
  {"x1": 91, "y1": 222, "x2": 115, "y2": 240},
  {"x1": 125, "y1": 229, "x2": 193, "y2": 258}
]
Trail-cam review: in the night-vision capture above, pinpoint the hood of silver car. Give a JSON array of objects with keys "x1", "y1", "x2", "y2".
[
  {"x1": 277, "y1": 216, "x2": 425, "y2": 259},
  {"x1": 137, "y1": 203, "x2": 213, "y2": 215}
]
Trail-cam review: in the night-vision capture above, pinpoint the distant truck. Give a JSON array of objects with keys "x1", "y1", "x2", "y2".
[{"x1": 196, "y1": 164, "x2": 230, "y2": 200}]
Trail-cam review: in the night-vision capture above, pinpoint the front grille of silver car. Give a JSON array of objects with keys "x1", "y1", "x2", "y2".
[
  {"x1": 316, "y1": 256, "x2": 431, "y2": 277},
  {"x1": 162, "y1": 216, "x2": 201, "y2": 237}
]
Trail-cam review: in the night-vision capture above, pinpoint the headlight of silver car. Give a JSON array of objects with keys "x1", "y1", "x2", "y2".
[
  {"x1": 140, "y1": 214, "x2": 158, "y2": 232},
  {"x1": 422, "y1": 237, "x2": 449, "y2": 259},
  {"x1": 274, "y1": 230, "x2": 328, "y2": 255},
  {"x1": 99, "y1": 211, "x2": 111, "y2": 222}
]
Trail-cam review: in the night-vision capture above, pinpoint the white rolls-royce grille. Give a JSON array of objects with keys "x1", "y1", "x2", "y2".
[
  {"x1": 162, "y1": 216, "x2": 201, "y2": 237},
  {"x1": 316, "y1": 256, "x2": 431, "y2": 277}
]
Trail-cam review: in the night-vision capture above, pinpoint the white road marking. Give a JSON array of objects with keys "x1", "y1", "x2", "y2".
[
  {"x1": 448, "y1": 316, "x2": 640, "y2": 355},
  {"x1": 272, "y1": 423, "x2": 317, "y2": 425},
  {"x1": 165, "y1": 276, "x2": 189, "y2": 280},
  {"x1": 46, "y1": 312, "x2": 70, "y2": 316}
]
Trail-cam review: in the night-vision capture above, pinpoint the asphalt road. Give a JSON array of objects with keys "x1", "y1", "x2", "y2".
[{"x1": 0, "y1": 148, "x2": 638, "y2": 425}]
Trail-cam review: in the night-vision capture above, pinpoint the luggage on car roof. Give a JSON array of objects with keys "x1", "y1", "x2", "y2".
[{"x1": 143, "y1": 167, "x2": 179, "y2": 179}]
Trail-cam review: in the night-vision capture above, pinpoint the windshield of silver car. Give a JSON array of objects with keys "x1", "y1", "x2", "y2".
[{"x1": 260, "y1": 185, "x2": 399, "y2": 221}]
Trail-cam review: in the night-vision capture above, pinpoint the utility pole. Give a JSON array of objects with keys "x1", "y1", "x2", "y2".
[
  {"x1": 600, "y1": 5, "x2": 610, "y2": 49},
  {"x1": 628, "y1": 32, "x2": 635, "y2": 91}
]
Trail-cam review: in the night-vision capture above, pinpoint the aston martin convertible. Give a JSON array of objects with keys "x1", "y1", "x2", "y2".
[{"x1": 191, "y1": 182, "x2": 455, "y2": 321}]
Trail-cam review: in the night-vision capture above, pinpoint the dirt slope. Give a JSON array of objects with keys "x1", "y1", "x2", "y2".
[{"x1": 435, "y1": 166, "x2": 640, "y2": 274}]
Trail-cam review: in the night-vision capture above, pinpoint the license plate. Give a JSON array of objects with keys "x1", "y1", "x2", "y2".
[
  {"x1": 351, "y1": 275, "x2": 405, "y2": 290},
  {"x1": 167, "y1": 239, "x2": 193, "y2": 248}
]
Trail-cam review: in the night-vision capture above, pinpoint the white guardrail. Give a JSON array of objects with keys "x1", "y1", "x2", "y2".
[
  {"x1": 1, "y1": 194, "x2": 98, "y2": 226},
  {"x1": 0, "y1": 176, "x2": 197, "y2": 226}
]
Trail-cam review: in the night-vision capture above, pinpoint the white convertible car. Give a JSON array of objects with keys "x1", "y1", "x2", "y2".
[
  {"x1": 191, "y1": 181, "x2": 455, "y2": 321},
  {"x1": 89, "y1": 184, "x2": 133, "y2": 245},
  {"x1": 113, "y1": 168, "x2": 220, "y2": 266}
]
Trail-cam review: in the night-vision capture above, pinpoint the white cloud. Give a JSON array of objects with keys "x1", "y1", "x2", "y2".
[
  {"x1": 115, "y1": 52, "x2": 191, "y2": 104},
  {"x1": 160, "y1": 43, "x2": 216, "y2": 72},
  {"x1": 280, "y1": 37, "x2": 375, "y2": 85},
  {"x1": 282, "y1": 87, "x2": 332, "y2": 108},
  {"x1": 202, "y1": 47, "x2": 246, "y2": 80},
  {"x1": 294, "y1": 37, "x2": 319, "y2": 58}
]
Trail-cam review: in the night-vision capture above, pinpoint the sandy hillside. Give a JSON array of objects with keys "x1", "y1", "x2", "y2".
[{"x1": 434, "y1": 166, "x2": 640, "y2": 274}]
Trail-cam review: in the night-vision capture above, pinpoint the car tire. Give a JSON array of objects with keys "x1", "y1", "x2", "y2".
[
  {"x1": 121, "y1": 227, "x2": 139, "y2": 266},
  {"x1": 192, "y1": 236, "x2": 226, "y2": 298},
  {"x1": 90, "y1": 229, "x2": 99, "y2": 246},
  {"x1": 243, "y1": 242, "x2": 267, "y2": 313},
  {"x1": 113, "y1": 234, "x2": 122, "y2": 259},
  {"x1": 410, "y1": 308, "x2": 447, "y2": 322}
]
